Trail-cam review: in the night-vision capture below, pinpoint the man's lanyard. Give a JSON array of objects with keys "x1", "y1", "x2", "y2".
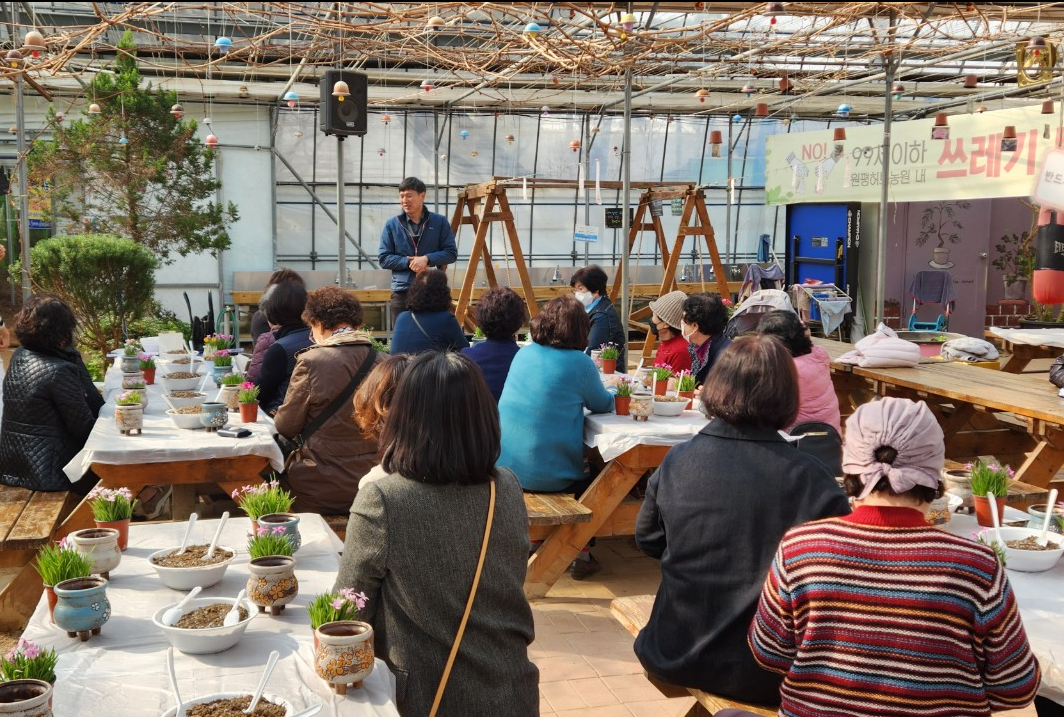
[{"x1": 404, "y1": 212, "x2": 428, "y2": 255}]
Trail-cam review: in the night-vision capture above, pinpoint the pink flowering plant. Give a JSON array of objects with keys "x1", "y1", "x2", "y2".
[
  {"x1": 0, "y1": 638, "x2": 58, "y2": 683},
  {"x1": 211, "y1": 349, "x2": 233, "y2": 367},
  {"x1": 247, "y1": 524, "x2": 295, "y2": 559},
  {"x1": 650, "y1": 362, "x2": 674, "y2": 383},
  {"x1": 676, "y1": 370, "x2": 696, "y2": 392},
  {"x1": 87, "y1": 486, "x2": 137, "y2": 522},
  {"x1": 231, "y1": 481, "x2": 294, "y2": 520},
  {"x1": 114, "y1": 390, "x2": 144, "y2": 406},
  {"x1": 599, "y1": 343, "x2": 620, "y2": 360},
  {"x1": 308, "y1": 588, "x2": 369, "y2": 630},
  {"x1": 122, "y1": 338, "x2": 144, "y2": 357},
  {"x1": 968, "y1": 459, "x2": 1013, "y2": 498},
  {"x1": 138, "y1": 353, "x2": 156, "y2": 370},
  {"x1": 237, "y1": 381, "x2": 260, "y2": 405}
]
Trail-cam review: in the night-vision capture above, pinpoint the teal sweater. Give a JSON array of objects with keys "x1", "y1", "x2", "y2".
[{"x1": 498, "y1": 343, "x2": 615, "y2": 492}]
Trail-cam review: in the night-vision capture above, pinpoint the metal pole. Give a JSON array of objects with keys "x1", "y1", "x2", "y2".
[
  {"x1": 337, "y1": 137, "x2": 347, "y2": 287},
  {"x1": 621, "y1": 68, "x2": 632, "y2": 362},
  {"x1": 15, "y1": 72, "x2": 30, "y2": 303},
  {"x1": 725, "y1": 118, "x2": 733, "y2": 264},
  {"x1": 875, "y1": 58, "x2": 896, "y2": 327}
]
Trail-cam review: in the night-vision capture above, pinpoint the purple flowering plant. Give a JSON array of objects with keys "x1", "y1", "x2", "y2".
[
  {"x1": 246, "y1": 524, "x2": 295, "y2": 559},
  {"x1": 308, "y1": 588, "x2": 369, "y2": 630},
  {"x1": 967, "y1": 459, "x2": 1013, "y2": 498},
  {"x1": 231, "y1": 481, "x2": 294, "y2": 520},
  {"x1": 86, "y1": 486, "x2": 137, "y2": 522},
  {"x1": 0, "y1": 638, "x2": 58, "y2": 683}
]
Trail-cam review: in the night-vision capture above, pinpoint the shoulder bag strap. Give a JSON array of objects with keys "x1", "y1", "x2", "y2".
[
  {"x1": 427, "y1": 479, "x2": 496, "y2": 717},
  {"x1": 292, "y1": 347, "x2": 377, "y2": 449},
  {"x1": 409, "y1": 311, "x2": 443, "y2": 350}
]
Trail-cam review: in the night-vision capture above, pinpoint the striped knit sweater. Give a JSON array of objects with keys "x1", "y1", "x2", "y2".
[{"x1": 749, "y1": 505, "x2": 1040, "y2": 717}]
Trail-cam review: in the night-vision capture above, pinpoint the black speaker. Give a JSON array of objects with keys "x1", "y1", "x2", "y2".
[{"x1": 319, "y1": 69, "x2": 367, "y2": 137}]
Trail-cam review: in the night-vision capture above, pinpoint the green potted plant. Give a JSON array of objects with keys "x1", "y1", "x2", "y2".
[
  {"x1": 114, "y1": 390, "x2": 145, "y2": 435},
  {"x1": 120, "y1": 338, "x2": 143, "y2": 373},
  {"x1": 308, "y1": 589, "x2": 375, "y2": 694},
  {"x1": 247, "y1": 524, "x2": 296, "y2": 559},
  {"x1": 232, "y1": 482, "x2": 295, "y2": 525},
  {"x1": 86, "y1": 486, "x2": 137, "y2": 550},
  {"x1": 0, "y1": 639, "x2": 58, "y2": 684},
  {"x1": 238, "y1": 381, "x2": 261, "y2": 423},
  {"x1": 471, "y1": 326, "x2": 486, "y2": 345},
  {"x1": 599, "y1": 343, "x2": 619, "y2": 374},
  {"x1": 614, "y1": 378, "x2": 633, "y2": 416},
  {"x1": 217, "y1": 370, "x2": 245, "y2": 411},
  {"x1": 968, "y1": 459, "x2": 1012, "y2": 527},
  {"x1": 649, "y1": 363, "x2": 673, "y2": 396},
  {"x1": 139, "y1": 353, "x2": 156, "y2": 384},
  {"x1": 992, "y1": 230, "x2": 1034, "y2": 300},
  {"x1": 676, "y1": 370, "x2": 697, "y2": 408},
  {"x1": 34, "y1": 539, "x2": 94, "y2": 621}
]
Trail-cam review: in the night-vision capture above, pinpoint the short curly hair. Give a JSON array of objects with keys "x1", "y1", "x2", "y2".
[
  {"x1": 407, "y1": 269, "x2": 453, "y2": 313},
  {"x1": 353, "y1": 353, "x2": 413, "y2": 439},
  {"x1": 302, "y1": 286, "x2": 364, "y2": 329},
  {"x1": 682, "y1": 293, "x2": 729, "y2": 336},
  {"x1": 14, "y1": 293, "x2": 78, "y2": 352},
  {"x1": 475, "y1": 287, "x2": 527, "y2": 340},
  {"x1": 530, "y1": 296, "x2": 589, "y2": 351}
]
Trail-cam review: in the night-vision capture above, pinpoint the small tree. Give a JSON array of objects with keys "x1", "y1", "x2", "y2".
[
  {"x1": 28, "y1": 30, "x2": 238, "y2": 262},
  {"x1": 8, "y1": 234, "x2": 158, "y2": 364}
]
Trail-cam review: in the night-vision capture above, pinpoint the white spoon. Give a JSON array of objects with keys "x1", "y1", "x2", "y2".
[
  {"x1": 287, "y1": 706, "x2": 323, "y2": 717},
  {"x1": 161, "y1": 586, "x2": 203, "y2": 626},
  {"x1": 167, "y1": 646, "x2": 185, "y2": 717},
  {"x1": 1037, "y1": 488, "x2": 1058, "y2": 547},
  {"x1": 161, "y1": 391, "x2": 181, "y2": 413},
  {"x1": 203, "y1": 511, "x2": 229, "y2": 561},
  {"x1": 987, "y1": 491, "x2": 1005, "y2": 550},
  {"x1": 243, "y1": 650, "x2": 280, "y2": 714},
  {"x1": 175, "y1": 513, "x2": 198, "y2": 556},
  {"x1": 223, "y1": 589, "x2": 247, "y2": 627}
]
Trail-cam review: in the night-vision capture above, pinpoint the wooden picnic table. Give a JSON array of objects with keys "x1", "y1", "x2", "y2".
[{"x1": 984, "y1": 329, "x2": 1060, "y2": 373}]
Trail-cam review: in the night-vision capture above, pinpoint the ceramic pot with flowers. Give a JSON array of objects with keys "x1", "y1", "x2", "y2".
[
  {"x1": 69, "y1": 528, "x2": 121, "y2": 580},
  {"x1": 247, "y1": 556, "x2": 298, "y2": 615},
  {"x1": 52, "y1": 576, "x2": 111, "y2": 641},
  {"x1": 257, "y1": 513, "x2": 300, "y2": 552},
  {"x1": 314, "y1": 621, "x2": 375, "y2": 695},
  {"x1": 239, "y1": 402, "x2": 259, "y2": 423},
  {"x1": 120, "y1": 355, "x2": 140, "y2": 374},
  {"x1": 199, "y1": 402, "x2": 228, "y2": 432},
  {"x1": 219, "y1": 385, "x2": 240, "y2": 412},
  {"x1": 114, "y1": 403, "x2": 144, "y2": 435},
  {"x1": 0, "y1": 679, "x2": 53, "y2": 717}
]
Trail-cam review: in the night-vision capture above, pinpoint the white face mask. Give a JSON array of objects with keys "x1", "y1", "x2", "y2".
[
  {"x1": 574, "y1": 291, "x2": 594, "y2": 308},
  {"x1": 680, "y1": 321, "x2": 695, "y2": 342}
]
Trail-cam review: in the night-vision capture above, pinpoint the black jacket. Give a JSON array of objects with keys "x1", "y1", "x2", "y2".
[
  {"x1": 257, "y1": 324, "x2": 313, "y2": 413},
  {"x1": 693, "y1": 333, "x2": 732, "y2": 386},
  {"x1": 1051, "y1": 355, "x2": 1064, "y2": 388},
  {"x1": 585, "y1": 296, "x2": 627, "y2": 369},
  {"x1": 634, "y1": 418, "x2": 851, "y2": 705},
  {"x1": 0, "y1": 346, "x2": 105, "y2": 491}
]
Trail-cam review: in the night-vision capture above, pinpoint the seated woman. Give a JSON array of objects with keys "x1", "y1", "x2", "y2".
[
  {"x1": 0, "y1": 294, "x2": 104, "y2": 494},
  {"x1": 681, "y1": 293, "x2": 731, "y2": 385},
  {"x1": 335, "y1": 351, "x2": 539, "y2": 717},
  {"x1": 634, "y1": 335, "x2": 850, "y2": 706},
  {"x1": 461, "y1": 287, "x2": 527, "y2": 402},
  {"x1": 757, "y1": 309, "x2": 841, "y2": 435},
  {"x1": 257, "y1": 279, "x2": 312, "y2": 414},
  {"x1": 351, "y1": 353, "x2": 413, "y2": 488},
  {"x1": 571, "y1": 265, "x2": 627, "y2": 369},
  {"x1": 646, "y1": 290, "x2": 692, "y2": 373},
  {"x1": 749, "y1": 397, "x2": 1040, "y2": 717},
  {"x1": 389, "y1": 269, "x2": 469, "y2": 354},
  {"x1": 274, "y1": 287, "x2": 381, "y2": 514},
  {"x1": 247, "y1": 269, "x2": 305, "y2": 383}
]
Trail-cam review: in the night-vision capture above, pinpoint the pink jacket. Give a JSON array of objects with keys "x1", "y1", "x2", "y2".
[{"x1": 790, "y1": 345, "x2": 842, "y2": 436}]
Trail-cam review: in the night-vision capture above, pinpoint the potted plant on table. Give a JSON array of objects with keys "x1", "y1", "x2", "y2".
[
  {"x1": 211, "y1": 350, "x2": 233, "y2": 384},
  {"x1": 992, "y1": 230, "x2": 1034, "y2": 300},
  {"x1": 217, "y1": 371, "x2": 244, "y2": 411},
  {"x1": 86, "y1": 487, "x2": 137, "y2": 551},
  {"x1": 33, "y1": 539, "x2": 94, "y2": 622},
  {"x1": 114, "y1": 390, "x2": 145, "y2": 435},
  {"x1": 0, "y1": 639, "x2": 57, "y2": 685},
  {"x1": 232, "y1": 482, "x2": 296, "y2": 532},
  {"x1": 969, "y1": 459, "x2": 1013, "y2": 527},
  {"x1": 237, "y1": 382, "x2": 260, "y2": 423},
  {"x1": 139, "y1": 353, "x2": 156, "y2": 385},
  {"x1": 676, "y1": 370, "x2": 696, "y2": 409},
  {"x1": 309, "y1": 589, "x2": 374, "y2": 694},
  {"x1": 471, "y1": 326, "x2": 486, "y2": 346},
  {"x1": 247, "y1": 524, "x2": 296, "y2": 560},
  {"x1": 120, "y1": 339, "x2": 142, "y2": 374},
  {"x1": 614, "y1": 378, "x2": 633, "y2": 416},
  {"x1": 121, "y1": 377, "x2": 148, "y2": 409},
  {"x1": 649, "y1": 364, "x2": 673, "y2": 396},
  {"x1": 598, "y1": 343, "x2": 619, "y2": 374}
]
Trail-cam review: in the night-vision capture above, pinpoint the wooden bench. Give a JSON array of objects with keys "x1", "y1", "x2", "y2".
[
  {"x1": 610, "y1": 595, "x2": 776, "y2": 717},
  {"x1": 523, "y1": 492, "x2": 592, "y2": 528}
]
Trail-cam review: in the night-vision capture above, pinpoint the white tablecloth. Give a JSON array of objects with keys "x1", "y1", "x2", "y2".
[
  {"x1": 988, "y1": 326, "x2": 1064, "y2": 349},
  {"x1": 22, "y1": 515, "x2": 399, "y2": 716},
  {"x1": 941, "y1": 510, "x2": 1064, "y2": 706},
  {"x1": 65, "y1": 364, "x2": 284, "y2": 481},
  {"x1": 584, "y1": 410, "x2": 705, "y2": 462}
]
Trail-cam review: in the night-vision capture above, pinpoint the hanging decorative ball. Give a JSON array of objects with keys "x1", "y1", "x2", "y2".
[
  {"x1": 205, "y1": 134, "x2": 219, "y2": 148},
  {"x1": 963, "y1": 74, "x2": 978, "y2": 89},
  {"x1": 1027, "y1": 36, "x2": 1047, "y2": 57},
  {"x1": 5, "y1": 49, "x2": 23, "y2": 68},
  {"x1": 764, "y1": 2, "x2": 785, "y2": 24},
  {"x1": 55, "y1": 112, "x2": 65, "y2": 122},
  {"x1": 569, "y1": 139, "x2": 581, "y2": 152},
  {"x1": 612, "y1": 146, "x2": 619, "y2": 156},
  {"x1": 541, "y1": 105, "x2": 550, "y2": 116},
  {"x1": 381, "y1": 114, "x2": 392, "y2": 125},
  {"x1": 741, "y1": 82, "x2": 755, "y2": 97},
  {"x1": 836, "y1": 103, "x2": 852, "y2": 118},
  {"x1": 732, "y1": 113, "x2": 743, "y2": 123},
  {"x1": 118, "y1": 136, "x2": 129, "y2": 145},
  {"x1": 620, "y1": 12, "x2": 637, "y2": 32},
  {"x1": 23, "y1": 30, "x2": 46, "y2": 58},
  {"x1": 294, "y1": 130, "x2": 303, "y2": 138},
  {"x1": 420, "y1": 79, "x2": 434, "y2": 92},
  {"x1": 975, "y1": 104, "x2": 988, "y2": 113},
  {"x1": 427, "y1": 16, "x2": 446, "y2": 30},
  {"x1": 891, "y1": 82, "x2": 904, "y2": 99},
  {"x1": 471, "y1": 150, "x2": 479, "y2": 157},
  {"x1": 504, "y1": 134, "x2": 516, "y2": 144},
  {"x1": 214, "y1": 36, "x2": 233, "y2": 53},
  {"x1": 88, "y1": 103, "x2": 102, "y2": 115},
  {"x1": 332, "y1": 81, "x2": 351, "y2": 100},
  {"x1": 695, "y1": 88, "x2": 709, "y2": 103},
  {"x1": 591, "y1": 126, "x2": 600, "y2": 134},
  {"x1": 239, "y1": 85, "x2": 249, "y2": 98},
  {"x1": 283, "y1": 90, "x2": 299, "y2": 109},
  {"x1": 7, "y1": 127, "x2": 16, "y2": 135},
  {"x1": 170, "y1": 103, "x2": 184, "y2": 118},
  {"x1": 459, "y1": 129, "x2": 470, "y2": 140},
  {"x1": 754, "y1": 103, "x2": 768, "y2": 118},
  {"x1": 524, "y1": 22, "x2": 541, "y2": 38},
  {"x1": 203, "y1": 117, "x2": 213, "y2": 126},
  {"x1": 378, "y1": 148, "x2": 386, "y2": 157}
]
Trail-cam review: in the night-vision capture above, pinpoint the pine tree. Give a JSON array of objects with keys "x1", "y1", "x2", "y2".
[{"x1": 29, "y1": 30, "x2": 238, "y2": 262}]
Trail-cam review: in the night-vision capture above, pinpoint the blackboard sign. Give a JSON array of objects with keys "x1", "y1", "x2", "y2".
[
  {"x1": 604, "y1": 207, "x2": 634, "y2": 229},
  {"x1": 650, "y1": 200, "x2": 663, "y2": 217}
]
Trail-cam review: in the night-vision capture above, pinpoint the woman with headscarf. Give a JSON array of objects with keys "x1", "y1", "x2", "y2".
[{"x1": 748, "y1": 397, "x2": 1041, "y2": 717}]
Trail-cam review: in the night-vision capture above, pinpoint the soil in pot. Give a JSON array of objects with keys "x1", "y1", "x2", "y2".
[
  {"x1": 1005, "y1": 536, "x2": 1059, "y2": 551},
  {"x1": 165, "y1": 372, "x2": 200, "y2": 380},
  {"x1": 152, "y1": 545, "x2": 234, "y2": 568},
  {"x1": 174, "y1": 604, "x2": 249, "y2": 629},
  {"x1": 182, "y1": 696, "x2": 285, "y2": 717}
]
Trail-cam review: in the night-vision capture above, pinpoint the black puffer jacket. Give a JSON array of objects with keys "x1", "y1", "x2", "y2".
[{"x1": 0, "y1": 346, "x2": 104, "y2": 491}]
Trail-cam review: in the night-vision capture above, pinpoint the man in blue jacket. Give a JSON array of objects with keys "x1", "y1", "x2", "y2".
[{"x1": 378, "y1": 177, "x2": 458, "y2": 327}]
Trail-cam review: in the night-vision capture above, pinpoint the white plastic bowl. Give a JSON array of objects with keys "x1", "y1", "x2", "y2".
[
  {"x1": 164, "y1": 391, "x2": 207, "y2": 410},
  {"x1": 161, "y1": 375, "x2": 208, "y2": 392},
  {"x1": 980, "y1": 527, "x2": 1064, "y2": 573},
  {"x1": 167, "y1": 409, "x2": 204, "y2": 430},
  {"x1": 152, "y1": 596, "x2": 257, "y2": 654},
  {"x1": 160, "y1": 692, "x2": 293, "y2": 717},
  {"x1": 149, "y1": 545, "x2": 236, "y2": 590},
  {"x1": 652, "y1": 397, "x2": 687, "y2": 417}
]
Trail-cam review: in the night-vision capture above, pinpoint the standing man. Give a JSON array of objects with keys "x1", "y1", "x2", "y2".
[{"x1": 378, "y1": 177, "x2": 458, "y2": 327}]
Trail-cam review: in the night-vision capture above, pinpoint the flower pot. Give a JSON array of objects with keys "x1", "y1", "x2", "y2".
[
  {"x1": 932, "y1": 247, "x2": 950, "y2": 265},
  {"x1": 256, "y1": 513, "x2": 301, "y2": 552},
  {"x1": 973, "y1": 495, "x2": 1007, "y2": 528},
  {"x1": 652, "y1": 380, "x2": 668, "y2": 396},
  {"x1": 212, "y1": 364, "x2": 232, "y2": 384},
  {"x1": 600, "y1": 358, "x2": 617, "y2": 375},
  {"x1": 219, "y1": 385, "x2": 240, "y2": 412},
  {"x1": 142, "y1": 367, "x2": 156, "y2": 385},
  {"x1": 678, "y1": 390, "x2": 695, "y2": 410},
  {"x1": 199, "y1": 402, "x2": 228, "y2": 432},
  {"x1": 629, "y1": 394, "x2": 653, "y2": 422},
  {"x1": 313, "y1": 621, "x2": 375, "y2": 695},
  {"x1": 120, "y1": 355, "x2": 140, "y2": 373},
  {"x1": 246, "y1": 556, "x2": 298, "y2": 615},
  {"x1": 95, "y1": 518, "x2": 131, "y2": 551},
  {"x1": 53, "y1": 576, "x2": 111, "y2": 641},
  {"x1": 42, "y1": 585, "x2": 57, "y2": 624},
  {"x1": 69, "y1": 528, "x2": 121, "y2": 579},
  {"x1": 0, "y1": 679, "x2": 53, "y2": 716},
  {"x1": 941, "y1": 468, "x2": 973, "y2": 512},
  {"x1": 114, "y1": 404, "x2": 144, "y2": 435},
  {"x1": 1003, "y1": 278, "x2": 1027, "y2": 300},
  {"x1": 239, "y1": 402, "x2": 259, "y2": 423},
  {"x1": 1027, "y1": 503, "x2": 1064, "y2": 534},
  {"x1": 615, "y1": 395, "x2": 631, "y2": 416}
]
